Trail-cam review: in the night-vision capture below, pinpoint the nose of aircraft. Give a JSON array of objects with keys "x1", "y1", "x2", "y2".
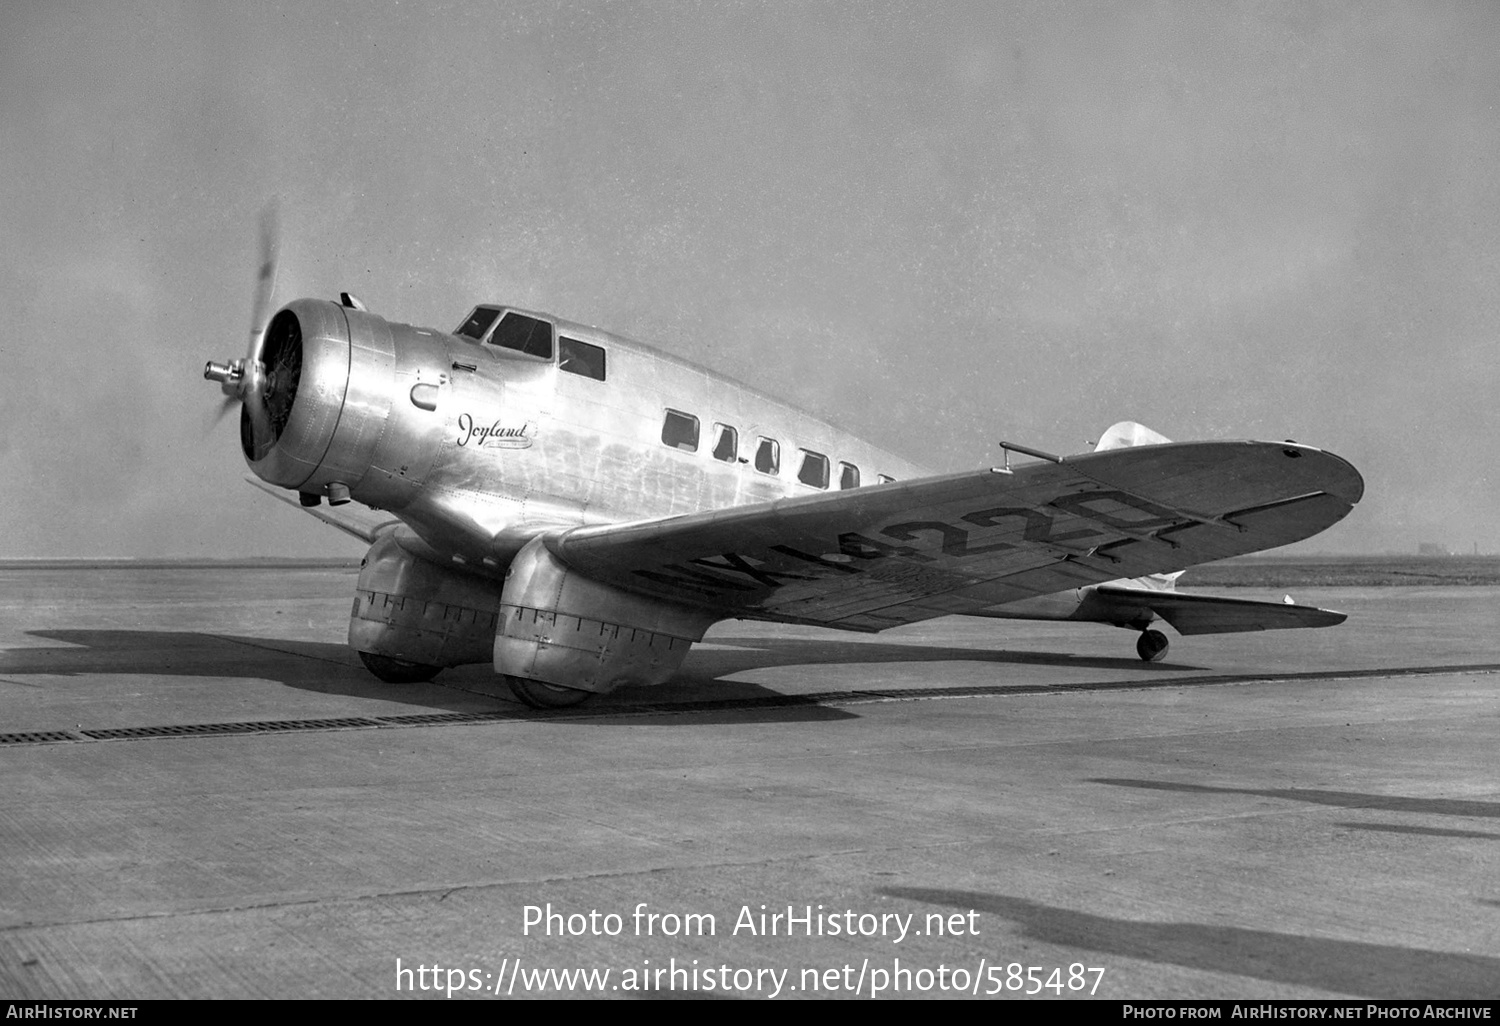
[{"x1": 239, "y1": 299, "x2": 354, "y2": 490}]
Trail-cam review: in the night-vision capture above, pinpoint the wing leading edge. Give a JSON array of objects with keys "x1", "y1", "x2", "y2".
[{"x1": 547, "y1": 439, "x2": 1363, "y2": 632}]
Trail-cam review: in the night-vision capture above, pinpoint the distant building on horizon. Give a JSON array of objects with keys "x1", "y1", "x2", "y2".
[{"x1": 1417, "y1": 542, "x2": 1451, "y2": 556}]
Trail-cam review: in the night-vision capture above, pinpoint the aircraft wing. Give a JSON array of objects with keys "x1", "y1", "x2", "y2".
[
  {"x1": 546, "y1": 440, "x2": 1363, "y2": 632},
  {"x1": 1082, "y1": 584, "x2": 1346, "y2": 635}
]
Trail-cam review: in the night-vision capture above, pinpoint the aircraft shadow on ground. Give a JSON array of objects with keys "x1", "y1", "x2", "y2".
[
  {"x1": 5, "y1": 629, "x2": 1197, "y2": 723},
  {"x1": 678, "y1": 635, "x2": 1198, "y2": 681},
  {"x1": 1090, "y1": 778, "x2": 1500, "y2": 819},
  {"x1": 5, "y1": 628, "x2": 483, "y2": 714},
  {"x1": 880, "y1": 887, "x2": 1500, "y2": 998},
  {"x1": 531, "y1": 635, "x2": 1199, "y2": 725}
]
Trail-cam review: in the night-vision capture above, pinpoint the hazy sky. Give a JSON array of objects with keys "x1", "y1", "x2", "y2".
[{"x1": 2, "y1": 1, "x2": 1496, "y2": 558}]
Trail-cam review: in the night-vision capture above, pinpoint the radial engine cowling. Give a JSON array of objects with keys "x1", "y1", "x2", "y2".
[{"x1": 245, "y1": 299, "x2": 400, "y2": 496}]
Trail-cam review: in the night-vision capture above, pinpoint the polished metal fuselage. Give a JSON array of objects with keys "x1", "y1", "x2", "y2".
[{"x1": 249, "y1": 299, "x2": 931, "y2": 577}]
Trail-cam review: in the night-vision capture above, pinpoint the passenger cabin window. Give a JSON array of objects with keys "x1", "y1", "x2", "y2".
[
  {"x1": 489, "y1": 312, "x2": 553, "y2": 359},
  {"x1": 455, "y1": 306, "x2": 501, "y2": 340},
  {"x1": 797, "y1": 450, "x2": 830, "y2": 489},
  {"x1": 559, "y1": 336, "x2": 606, "y2": 381},
  {"x1": 839, "y1": 462, "x2": 860, "y2": 489},
  {"x1": 661, "y1": 410, "x2": 700, "y2": 452},
  {"x1": 878, "y1": 474, "x2": 896, "y2": 484},
  {"x1": 712, "y1": 424, "x2": 738, "y2": 462},
  {"x1": 754, "y1": 437, "x2": 780, "y2": 475}
]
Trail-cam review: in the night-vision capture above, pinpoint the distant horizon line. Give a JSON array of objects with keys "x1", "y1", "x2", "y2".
[
  {"x1": 0, "y1": 557, "x2": 363, "y2": 568},
  {"x1": 2, "y1": 552, "x2": 1495, "y2": 568}
]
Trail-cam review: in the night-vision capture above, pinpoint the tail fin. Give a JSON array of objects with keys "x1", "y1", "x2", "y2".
[
  {"x1": 1094, "y1": 421, "x2": 1173, "y2": 451},
  {"x1": 1117, "y1": 568, "x2": 1184, "y2": 592},
  {"x1": 1093, "y1": 423, "x2": 1178, "y2": 592}
]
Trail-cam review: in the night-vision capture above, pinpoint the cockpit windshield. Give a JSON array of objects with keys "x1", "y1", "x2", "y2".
[{"x1": 455, "y1": 306, "x2": 502, "y2": 340}]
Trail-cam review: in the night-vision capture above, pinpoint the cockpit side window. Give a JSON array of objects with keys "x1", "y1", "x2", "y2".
[
  {"x1": 559, "y1": 337, "x2": 606, "y2": 381},
  {"x1": 490, "y1": 312, "x2": 554, "y2": 359},
  {"x1": 455, "y1": 306, "x2": 501, "y2": 340}
]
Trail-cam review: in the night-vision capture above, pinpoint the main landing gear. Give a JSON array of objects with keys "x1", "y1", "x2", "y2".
[
  {"x1": 356, "y1": 652, "x2": 593, "y2": 708},
  {"x1": 506, "y1": 675, "x2": 594, "y2": 709},
  {"x1": 1136, "y1": 629, "x2": 1170, "y2": 663},
  {"x1": 358, "y1": 651, "x2": 442, "y2": 684}
]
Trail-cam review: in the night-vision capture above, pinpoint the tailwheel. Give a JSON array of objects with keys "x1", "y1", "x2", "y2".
[
  {"x1": 358, "y1": 651, "x2": 442, "y2": 684},
  {"x1": 506, "y1": 675, "x2": 594, "y2": 709},
  {"x1": 1136, "y1": 629, "x2": 1170, "y2": 663}
]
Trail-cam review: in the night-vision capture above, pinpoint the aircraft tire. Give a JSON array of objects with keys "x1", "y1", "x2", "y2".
[
  {"x1": 1136, "y1": 629, "x2": 1170, "y2": 663},
  {"x1": 506, "y1": 675, "x2": 594, "y2": 709},
  {"x1": 358, "y1": 651, "x2": 442, "y2": 684}
]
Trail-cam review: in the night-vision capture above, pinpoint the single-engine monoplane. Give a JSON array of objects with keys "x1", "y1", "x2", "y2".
[{"x1": 206, "y1": 213, "x2": 1363, "y2": 707}]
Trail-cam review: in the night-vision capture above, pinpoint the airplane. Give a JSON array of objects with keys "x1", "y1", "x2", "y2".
[{"x1": 205, "y1": 213, "x2": 1363, "y2": 708}]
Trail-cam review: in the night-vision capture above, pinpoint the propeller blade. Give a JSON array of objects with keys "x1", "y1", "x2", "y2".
[
  {"x1": 241, "y1": 199, "x2": 281, "y2": 460},
  {"x1": 205, "y1": 395, "x2": 237, "y2": 433},
  {"x1": 247, "y1": 198, "x2": 281, "y2": 368},
  {"x1": 205, "y1": 199, "x2": 285, "y2": 460}
]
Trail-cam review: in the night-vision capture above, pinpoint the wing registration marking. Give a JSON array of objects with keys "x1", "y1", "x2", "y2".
[{"x1": 626, "y1": 486, "x2": 1182, "y2": 602}]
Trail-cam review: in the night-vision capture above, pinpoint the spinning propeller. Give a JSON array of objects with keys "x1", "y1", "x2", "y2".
[{"x1": 204, "y1": 201, "x2": 292, "y2": 460}]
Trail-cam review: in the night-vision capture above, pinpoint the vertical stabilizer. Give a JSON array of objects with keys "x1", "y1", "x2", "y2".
[
  {"x1": 1093, "y1": 421, "x2": 1178, "y2": 593},
  {"x1": 1095, "y1": 421, "x2": 1173, "y2": 451}
]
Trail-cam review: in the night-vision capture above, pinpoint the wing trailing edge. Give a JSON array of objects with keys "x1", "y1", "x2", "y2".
[{"x1": 1083, "y1": 583, "x2": 1347, "y2": 635}]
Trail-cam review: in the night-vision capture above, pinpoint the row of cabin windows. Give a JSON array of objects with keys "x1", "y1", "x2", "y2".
[
  {"x1": 661, "y1": 410, "x2": 893, "y2": 489},
  {"x1": 454, "y1": 309, "x2": 895, "y2": 489},
  {"x1": 456, "y1": 307, "x2": 606, "y2": 382}
]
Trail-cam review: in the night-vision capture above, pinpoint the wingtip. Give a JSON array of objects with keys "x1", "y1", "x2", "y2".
[{"x1": 1278, "y1": 443, "x2": 1365, "y2": 506}]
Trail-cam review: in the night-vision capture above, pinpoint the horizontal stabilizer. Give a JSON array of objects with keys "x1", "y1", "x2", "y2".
[{"x1": 1086, "y1": 584, "x2": 1346, "y2": 635}]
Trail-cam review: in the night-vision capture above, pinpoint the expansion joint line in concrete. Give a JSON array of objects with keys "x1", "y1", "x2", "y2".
[
  {"x1": 1, "y1": 664, "x2": 1496, "y2": 748},
  {"x1": 0, "y1": 841, "x2": 971, "y2": 934}
]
